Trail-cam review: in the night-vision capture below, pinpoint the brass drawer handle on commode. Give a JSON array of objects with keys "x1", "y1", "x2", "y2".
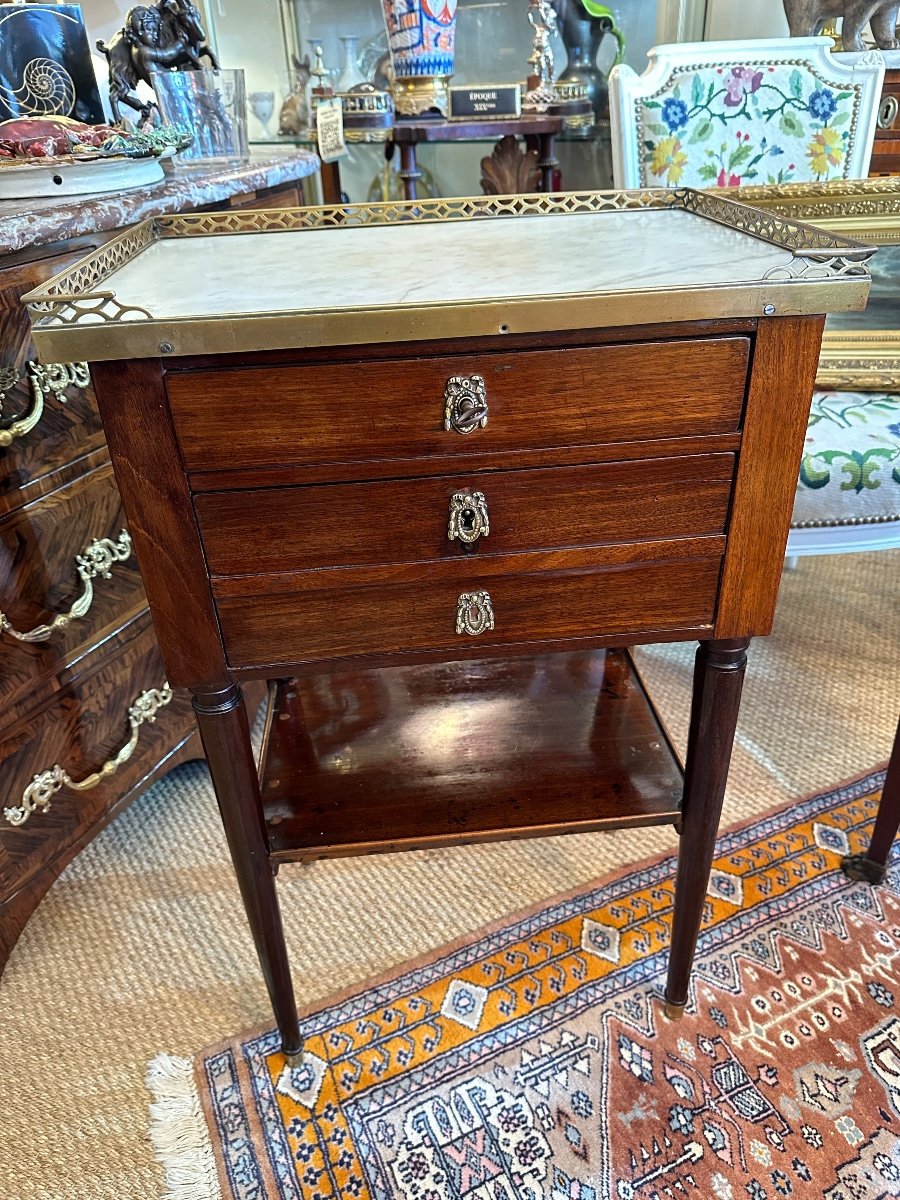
[
  {"x1": 0, "y1": 529, "x2": 132, "y2": 643},
  {"x1": 3, "y1": 682, "x2": 173, "y2": 827},
  {"x1": 444, "y1": 375, "x2": 488, "y2": 434},
  {"x1": 0, "y1": 361, "x2": 90, "y2": 447}
]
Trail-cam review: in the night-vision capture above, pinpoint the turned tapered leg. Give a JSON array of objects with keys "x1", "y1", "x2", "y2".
[
  {"x1": 842, "y1": 716, "x2": 900, "y2": 885},
  {"x1": 665, "y1": 638, "x2": 750, "y2": 1018},
  {"x1": 192, "y1": 684, "x2": 303, "y2": 1060}
]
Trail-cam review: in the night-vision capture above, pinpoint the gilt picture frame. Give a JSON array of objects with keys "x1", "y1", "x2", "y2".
[{"x1": 741, "y1": 176, "x2": 900, "y2": 391}]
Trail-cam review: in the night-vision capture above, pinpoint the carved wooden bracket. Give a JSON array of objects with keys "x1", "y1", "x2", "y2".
[{"x1": 480, "y1": 135, "x2": 540, "y2": 197}]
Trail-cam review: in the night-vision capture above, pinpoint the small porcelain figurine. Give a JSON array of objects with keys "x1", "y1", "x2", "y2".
[
  {"x1": 278, "y1": 56, "x2": 312, "y2": 136},
  {"x1": 782, "y1": 0, "x2": 900, "y2": 52}
]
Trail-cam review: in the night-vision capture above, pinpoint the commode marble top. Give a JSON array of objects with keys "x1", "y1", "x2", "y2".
[
  {"x1": 0, "y1": 149, "x2": 318, "y2": 257},
  {"x1": 25, "y1": 191, "x2": 873, "y2": 362}
]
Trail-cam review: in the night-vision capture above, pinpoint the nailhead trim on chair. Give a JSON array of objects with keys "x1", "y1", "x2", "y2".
[{"x1": 792, "y1": 513, "x2": 900, "y2": 528}]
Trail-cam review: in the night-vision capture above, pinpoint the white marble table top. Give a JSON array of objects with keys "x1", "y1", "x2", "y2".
[
  {"x1": 107, "y1": 208, "x2": 792, "y2": 321},
  {"x1": 27, "y1": 196, "x2": 872, "y2": 361}
]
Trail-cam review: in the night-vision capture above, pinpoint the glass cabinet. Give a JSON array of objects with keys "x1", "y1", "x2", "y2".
[{"x1": 200, "y1": 0, "x2": 708, "y2": 201}]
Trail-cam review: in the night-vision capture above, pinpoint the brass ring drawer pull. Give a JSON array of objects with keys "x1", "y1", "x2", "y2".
[
  {"x1": 0, "y1": 529, "x2": 132, "y2": 643},
  {"x1": 456, "y1": 590, "x2": 495, "y2": 636},
  {"x1": 3, "y1": 682, "x2": 173, "y2": 827},
  {"x1": 448, "y1": 490, "x2": 490, "y2": 548},
  {"x1": 444, "y1": 375, "x2": 488, "y2": 434},
  {"x1": 0, "y1": 361, "x2": 90, "y2": 448}
]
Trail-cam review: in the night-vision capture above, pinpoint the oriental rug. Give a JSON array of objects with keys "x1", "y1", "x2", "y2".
[{"x1": 148, "y1": 770, "x2": 900, "y2": 1200}]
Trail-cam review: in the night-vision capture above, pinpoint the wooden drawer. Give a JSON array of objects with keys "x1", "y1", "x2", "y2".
[
  {"x1": 167, "y1": 337, "x2": 750, "y2": 474},
  {"x1": 0, "y1": 460, "x2": 145, "y2": 712},
  {"x1": 197, "y1": 453, "x2": 735, "y2": 575},
  {"x1": 0, "y1": 615, "x2": 192, "y2": 903},
  {"x1": 214, "y1": 552, "x2": 723, "y2": 670},
  {"x1": 1, "y1": 253, "x2": 105, "y2": 514}
]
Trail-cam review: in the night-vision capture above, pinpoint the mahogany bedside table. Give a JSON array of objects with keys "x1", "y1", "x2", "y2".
[{"x1": 24, "y1": 191, "x2": 872, "y2": 1062}]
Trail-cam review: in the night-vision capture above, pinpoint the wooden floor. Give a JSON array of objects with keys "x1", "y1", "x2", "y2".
[{"x1": 261, "y1": 648, "x2": 684, "y2": 861}]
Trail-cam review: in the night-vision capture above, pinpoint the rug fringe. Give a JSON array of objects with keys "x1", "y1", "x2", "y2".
[{"x1": 147, "y1": 1054, "x2": 222, "y2": 1200}]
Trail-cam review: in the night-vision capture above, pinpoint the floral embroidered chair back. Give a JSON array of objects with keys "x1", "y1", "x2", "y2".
[{"x1": 609, "y1": 37, "x2": 884, "y2": 190}]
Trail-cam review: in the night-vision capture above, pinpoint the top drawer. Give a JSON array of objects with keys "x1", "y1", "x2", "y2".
[{"x1": 167, "y1": 337, "x2": 750, "y2": 474}]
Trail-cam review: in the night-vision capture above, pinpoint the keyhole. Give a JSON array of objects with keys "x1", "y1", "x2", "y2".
[{"x1": 461, "y1": 509, "x2": 476, "y2": 532}]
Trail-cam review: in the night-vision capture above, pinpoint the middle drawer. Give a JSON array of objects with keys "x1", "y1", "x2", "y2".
[{"x1": 196, "y1": 453, "x2": 735, "y2": 576}]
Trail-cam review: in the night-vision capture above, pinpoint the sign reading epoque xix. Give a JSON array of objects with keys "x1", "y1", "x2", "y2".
[{"x1": 0, "y1": 3, "x2": 104, "y2": 124}]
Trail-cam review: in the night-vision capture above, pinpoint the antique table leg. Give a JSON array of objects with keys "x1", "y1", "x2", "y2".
[
  {"x1": 192, "y1": 684, "x2": 303, "y2": 1062},
  {"x1": 665, "y1": 638, "x2": 750, "y2": 1019},
  {"x1": 320, "y1": 160, "x2": 343, "y2": 206},
  {"x1": 399, "y1": 142, "x2": 422, "y2": 201},
  {"x1": 842, "y1": 715, "x2": 900, "y2": 884},
  {"x1": 537, "y1": 132, "x2": 560, "y2": 192}
]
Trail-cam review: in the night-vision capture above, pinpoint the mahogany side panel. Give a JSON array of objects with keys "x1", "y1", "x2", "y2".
[
  {"x1": 89, "y1": 359, "x2": 229, "y2": 690},
  {"x1": 715, "y1": 316, "x2": 824, "y2": 639}
]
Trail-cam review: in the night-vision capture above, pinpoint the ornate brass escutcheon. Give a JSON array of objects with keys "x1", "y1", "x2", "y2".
[
  {"x1": 444, "y1": 375, "x2": 488, "y2": 434},
  {"x1": 879, "y1": 94, "x2": 899, "y2": 130},
  {"x1": 456, "y1": 590, "x2": 495, "y2": 636},
  {"x1": 448, "y1": 490, "x2": 490, "y2": 548}
]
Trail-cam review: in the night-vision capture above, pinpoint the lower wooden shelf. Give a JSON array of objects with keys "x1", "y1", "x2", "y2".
[{"x1": 261, "y1": 647, "x2": 683, "y2": 861}]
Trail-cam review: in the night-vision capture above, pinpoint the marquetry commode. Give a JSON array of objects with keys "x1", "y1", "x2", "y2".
[{"x1": 24, "y1": 190, "x2": 871, "y2": 1060}]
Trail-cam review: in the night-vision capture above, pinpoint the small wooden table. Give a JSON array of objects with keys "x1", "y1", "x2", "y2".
[
  {"x1": 391, "y1": 114, "x2": 564, "y2": 200},
  {"x1": 24, "y1": 190, "x2": 872, "y2": 1062}
]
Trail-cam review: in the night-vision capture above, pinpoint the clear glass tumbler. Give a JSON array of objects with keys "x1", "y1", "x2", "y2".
[{"x1": 152, "y1": 68, "x2": 249, "y2": 163}]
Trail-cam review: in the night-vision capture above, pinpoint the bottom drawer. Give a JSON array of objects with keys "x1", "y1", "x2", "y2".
[
  {"x1": 216, "y1": 553, "x2": 723, "y2": 671},
  {"x1": 0, "y1": 614, "x2": 195, "y2": 902}
]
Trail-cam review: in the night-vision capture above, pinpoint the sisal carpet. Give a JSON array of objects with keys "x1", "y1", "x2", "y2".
[
  {"x1": 0, "y1": 549, "x2": 898, "y2": 1200},
  {"x1": 150, "y1": 771, "x2": 899, "y2": 1200}
]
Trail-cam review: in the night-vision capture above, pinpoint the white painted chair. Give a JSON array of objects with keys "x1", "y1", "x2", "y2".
[
  {"x1": 609, "y1": 37, "x2": 884, "y2": 189},
  {"x1": 787, "y1": 389, "x2": 900, "y2": 557},
  {"x1": 609, "y1": 37, "x2": 898, "y2": 560}
]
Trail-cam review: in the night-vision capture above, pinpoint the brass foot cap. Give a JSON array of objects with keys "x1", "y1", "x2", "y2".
[
  {"x1": 841, "y1": 853, "x2": 887, "y2": 885},
  {"x1": 282, "y1": 1046, "x2": 306, "y2": 1067},
  {"x1": 663, "y1": 998, "x2": 686, "y2": 1021}
]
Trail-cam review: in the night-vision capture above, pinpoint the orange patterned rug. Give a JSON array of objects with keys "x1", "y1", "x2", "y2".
[{"x1": 148, "y1": 770, "x2": 900, "y2": 1200}]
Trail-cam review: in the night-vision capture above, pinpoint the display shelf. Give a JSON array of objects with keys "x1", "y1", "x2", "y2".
[{"x1": 261, "y1": 648, "x2": 684, "y2": 862}]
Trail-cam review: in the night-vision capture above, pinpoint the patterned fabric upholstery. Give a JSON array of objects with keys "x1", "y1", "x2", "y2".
[
  {"x1": 609, "y1": 38, "x2": 884, "y2": 190},
  {"x1": 792, "y1": 391, "x2": 900, "y2": 529},
  {"x1": 641, "y1": 64, "x2": 860, "y2": 188}
]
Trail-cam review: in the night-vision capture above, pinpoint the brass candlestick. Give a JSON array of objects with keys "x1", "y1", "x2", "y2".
[{"x1": 822, "y1": 20, "x2": 842, "y2": 50}]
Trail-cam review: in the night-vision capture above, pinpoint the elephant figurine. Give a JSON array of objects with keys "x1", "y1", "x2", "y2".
[{"x1": 782, "y1": 0, "x2": 900, "y2": 52}]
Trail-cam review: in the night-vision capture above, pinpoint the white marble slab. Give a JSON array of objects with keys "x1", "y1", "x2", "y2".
[{"x1": 103, "y1": 209, "x2": 795, "y2": 322}]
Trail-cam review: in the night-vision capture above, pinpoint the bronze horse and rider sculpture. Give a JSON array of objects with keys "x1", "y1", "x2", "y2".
[{"x1": 96, "y1": 0, "x2": 219, "y2": 125}]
